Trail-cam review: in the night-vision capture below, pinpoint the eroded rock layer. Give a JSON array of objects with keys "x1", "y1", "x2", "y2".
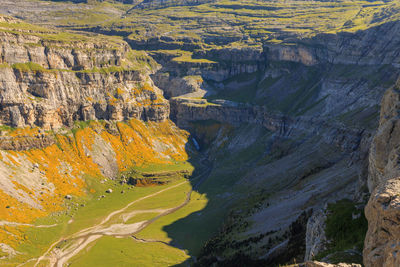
[{"x1": 0, "y1": 17, "x2": 168, "y2": 130}]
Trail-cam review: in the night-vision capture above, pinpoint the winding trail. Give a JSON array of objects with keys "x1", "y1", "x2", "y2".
[
  {"x1": 0, "y1": 221, "x2": 58, "y2": 228},
  {"x1": 32, "y1": 162, "x2": 211, "y2": 267}
]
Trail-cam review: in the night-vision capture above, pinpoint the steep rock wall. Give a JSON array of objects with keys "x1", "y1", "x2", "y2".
[
  {"x1": 265, "y1": 21, "x2": 400, "y2": 66},
  {"x1": 170, "y1": 98, "x2": 366, "y2": 152},
  {"x1": 0, "y1": 27, "x2": 168, "y2": 130},
  {"x1": 364, "y1": 83, "x2": 400, "y2": 267}
]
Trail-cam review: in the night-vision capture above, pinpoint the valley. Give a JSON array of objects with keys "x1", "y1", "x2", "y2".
[{"x1": 0, "y1": 0, "x2": 400, "y2": 266}]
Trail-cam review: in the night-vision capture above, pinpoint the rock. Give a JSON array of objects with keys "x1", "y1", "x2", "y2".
[
  {"x1": 305, "y1": 209, "x2": 327, "y2": 261},
  {"x1": 364, "y1": 81, "x2": 400, "y2": 267},
  {"x1": 106, "y1": 189, "x2": 112, "y2": 193},
  {"x1": 0, "y1": 26, "x2": 169, "y2": 131},
  {"x1": 368, "y1": 87, "x2": 400, "y2": 192},
  {"x1": 305, "y1": 261, "x2": 361, "y2": 267},
  {"x1": 364, "y1": 178, "x2": 400, "y2": 267},
  {"x1": 65, "y1": 195, "x2": 72, "y2": 200},
  {"x1": 170, "y1": 97, "x2": 364, "y2": 152}
]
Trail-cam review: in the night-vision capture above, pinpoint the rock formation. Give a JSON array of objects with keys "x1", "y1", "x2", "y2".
[
  {"x1": 364, "y1": 82, "x2": 400, "y2": 267},
  {"x1": 0, "y1": 18, "x2": 168, "y2": 130}
]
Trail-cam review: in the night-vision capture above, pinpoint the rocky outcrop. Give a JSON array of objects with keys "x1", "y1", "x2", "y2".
[
  {"x1": 265, "y1": 20, "x2": 400, "y2": 66},
  {"x1": 364, "y1": 82, "x2": 400, "y2": 267},
  {"x1": 170, "y1": 98, "x2": 366, "y2": 152},
  {"x1": 0, "y1": 24, "x2": 168, "y2": 130},
  {"x1": 367, "y1": 87, "x2": 400, "y2": 192},
  {"x1": 0, "y1": 133, "x2": 55, "y2": 150},
  {"x1": 133, "y1": 0, "x2": 215, "y2": 9},
  {"x1": 305, "y1": 261, "x2": 361, "y2": 267},
  {"x1": 364, "y1": 178, "x2": 400, "y2": 267},
  {"x1": 305, "y1": 209, "x2": 327, "y2": 261}
]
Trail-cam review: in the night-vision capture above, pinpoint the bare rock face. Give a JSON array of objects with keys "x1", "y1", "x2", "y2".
[
  {"x1": 364, "y1": 81, "x2": 400, "y2": 267},
  {"x1": 0, "y1": 29, "x2": 169, "y2": 130},
  {"x1": 364, "y1": 178, "x2": 400, "y2": 267},
  {"x1": 305, "y1": 209, "x2": 328, "y2": 261},
  {"x1": 368, "y1": 87, "x2": 400, "y2": 191},
  {"x1": 170, "y1": 98, "x2": 365, "y2": 152},
  {"x1": 265, "y1": 20, "x2": 400, "y2": 66},
  {"x1": 305, "y1": 261, "x2": 361, "y2": 267}
]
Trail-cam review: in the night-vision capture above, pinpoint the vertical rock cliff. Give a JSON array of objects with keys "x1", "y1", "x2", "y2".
[
  {"x1": 364, "y1": 82, "x2": 400, "y2": 267},
  {"x1": 0, "y1": 16, "x2": 168, "y2": 130}
]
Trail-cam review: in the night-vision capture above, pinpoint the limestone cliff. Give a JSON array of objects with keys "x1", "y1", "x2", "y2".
[{"x1": 0, "y1": 16, "x2": 168, "y2": 130}]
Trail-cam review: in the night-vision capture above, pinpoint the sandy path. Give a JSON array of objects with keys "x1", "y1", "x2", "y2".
[{"x1": 0, "y1": 221, "x2": 58, "y2": 228}]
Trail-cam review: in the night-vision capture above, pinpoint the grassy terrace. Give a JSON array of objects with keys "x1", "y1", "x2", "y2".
[
  {"x1": 0, "y1": 16, "x2": 158, "y2": 72},
  {"x1": 26, "y1": 0, "x2": 400, "y2": 48},
  {"x1": 0, "y1": 17, "x2": 124, "y2": 46},
  {"x1": 2, "y1": 0, "x2": 399, "y2": 63},
  {"x1": 1, "y1": 0, "x2": 397, "y2": 53}
]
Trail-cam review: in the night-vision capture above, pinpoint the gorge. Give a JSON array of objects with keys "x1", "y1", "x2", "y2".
[{"x1": 0, "y1": 0, "x2": 399, "y2": 266}]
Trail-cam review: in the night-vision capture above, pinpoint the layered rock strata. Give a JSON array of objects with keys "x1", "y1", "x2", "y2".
[{"x1": 0, "y1": 21, "x2": 168, "y2": 130}]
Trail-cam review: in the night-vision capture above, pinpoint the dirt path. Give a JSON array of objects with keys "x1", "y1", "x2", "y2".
[
  {"x1": 0, "y1": 221, "x2": 58, "y2": 228},
  {"x1": 32, "y1": 163, "x2": 211, "y2": 267}
]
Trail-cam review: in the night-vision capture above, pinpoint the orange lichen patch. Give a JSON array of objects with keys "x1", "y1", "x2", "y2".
[
  {"x1": 144, "y1": 120, "x2": 190, "y2": 162},
  {"x1": 0, "y1": 225, "x2": 27, "y2": 250},
  {"x1": 141, "y1": 83, "x2": 155, "y2": 92},
  {"x1": 108, "y1": 97, "x2": 118, "y2": 106},
  {"x1": 6, "y1": 127, "x2": 40, "y2": 138},
  {"x1": 115, "y1": 87, "x2": 124, "y2": 97},
  {"x1": 11, "y1": 181, "x2": 35, "y2": 197},
  {"x1": 93, "y1": 119, "x2": 190, "y2": 172},
  {"x1": 5, "y1": 153, "x2": 21, "y2": 167},
  {"x1": 0, "y1": 188, "x2": 45, "y2": 224}
]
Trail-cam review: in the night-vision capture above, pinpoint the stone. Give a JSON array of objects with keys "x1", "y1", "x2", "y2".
[
  {"x1": 305, "y1": 209, "x2": 327, "y2": 261},
  {"x1": 364, "y1": 82, "x2": 400, "y2": 267},
  {"x1": 305, "y1": 261, "x2": 361, "y2": 267}
]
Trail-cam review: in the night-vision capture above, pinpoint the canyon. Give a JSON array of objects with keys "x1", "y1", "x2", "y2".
[{"x1": 0, "y1": 0, "x2": 399, "y2": 266}]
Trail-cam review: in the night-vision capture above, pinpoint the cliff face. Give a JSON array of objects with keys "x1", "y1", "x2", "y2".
[
  {"x1": 364, "y1": 84, "x2": 400, "y2": 267},
  {"x1": 0, "y1": 19, "x2": 168, "y2": 130},
  {"x1": 265, "y1": 21, "x2": 400, "y2": 66}
]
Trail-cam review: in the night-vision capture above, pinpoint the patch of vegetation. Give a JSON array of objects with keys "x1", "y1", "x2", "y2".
[
  {"x1": 68, "y1": 236, "x2": 189, "y2": 266},
  {"x1": 315, "y1": 199, "x2": 367, "y2": 264},
  {"x1": 12, "y1": 62, "x2": 49, "y2": 73}
]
